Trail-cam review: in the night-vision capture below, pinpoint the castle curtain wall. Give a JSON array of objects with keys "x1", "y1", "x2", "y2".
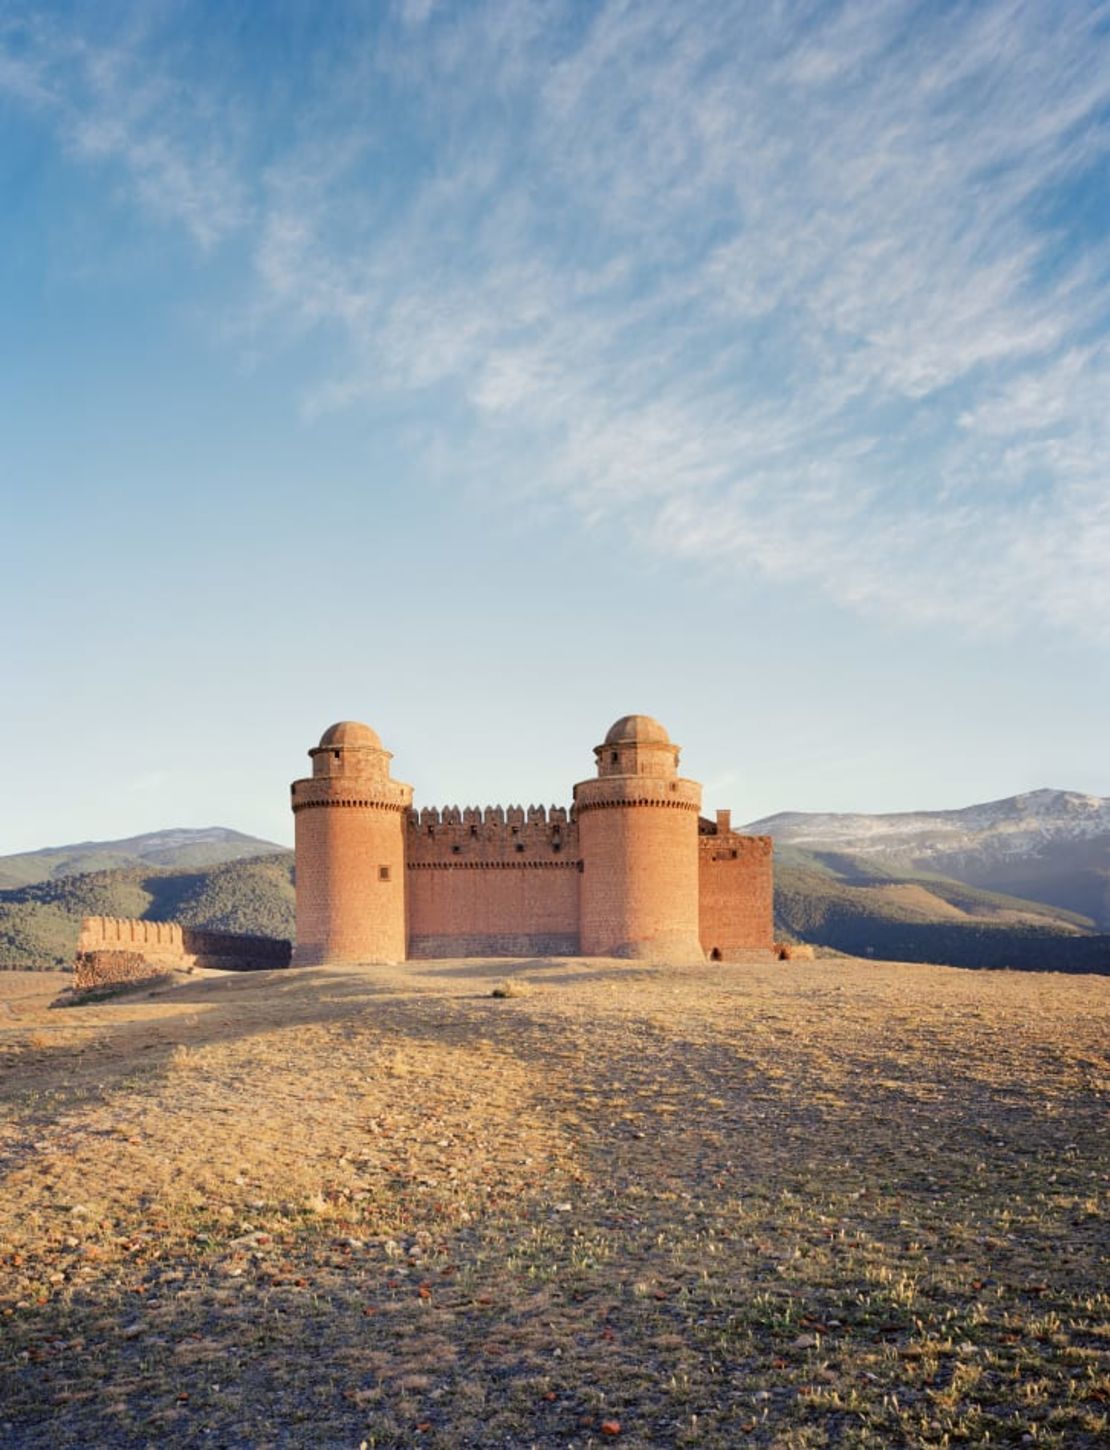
[
  {"x1": 405, "y1": 810, "x2": 580, "y2": 956},
  {"x1": 698, "y1": 833, "x2": 774, "y2": 958}
]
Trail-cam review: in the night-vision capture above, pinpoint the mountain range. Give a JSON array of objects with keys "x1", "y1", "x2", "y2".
[
  {"x1": 0, "y1": 790, "x2": 1106, "y2": 973},
  {"x1": 0, "y1": 827, "x2": 285, "y2": 892},
  {"x1": 743, "y1": 789, "x2": 1109, "y2": 928}
]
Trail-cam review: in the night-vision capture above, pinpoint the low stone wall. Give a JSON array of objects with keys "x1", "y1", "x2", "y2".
[
  {"x1": 72, "y1": 917, "x2": 292, "y2": 996},
  {"x1": 73, "y1": 950, "x2": 172, "y2": 994}
]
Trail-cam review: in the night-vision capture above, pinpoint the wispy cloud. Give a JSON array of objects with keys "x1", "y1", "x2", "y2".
[
  {"x1": 3, "y1": 0, "x2": 1108, "y2": 634},
  {"x1": 0, "y1": 9, "x2": 248, "y2": 247}
]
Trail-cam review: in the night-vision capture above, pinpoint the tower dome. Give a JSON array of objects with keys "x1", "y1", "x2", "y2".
[
  {"x1": 604, "y1": 714, "x2": 670, "y2": 746},
  {"x1": 318, "y1": 720, "x2": 382, "y2": 749}
]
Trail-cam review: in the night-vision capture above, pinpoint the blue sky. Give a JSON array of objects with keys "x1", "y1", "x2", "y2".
[{"x1": 1, "y1": 0, "x2": 1108, "y2": 854}]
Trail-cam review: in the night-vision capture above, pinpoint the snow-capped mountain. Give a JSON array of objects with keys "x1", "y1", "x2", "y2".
[{"x1": 744, "y1": 790, "x2": 1110, "y2": 927}]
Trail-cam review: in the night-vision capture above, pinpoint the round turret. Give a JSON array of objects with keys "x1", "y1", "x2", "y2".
[
  {"x1": 291, "y1": 720, "x2": 413, "y2": 965},
  {"x1": 596, "y1": 712, "x2": 682, "y2": 780},
  {"x1": 309, "y1": 719, "x2": 393, "y2": 781},
  {"x1": 574, "y1": 715, "x2": 703, "y2": 961}
]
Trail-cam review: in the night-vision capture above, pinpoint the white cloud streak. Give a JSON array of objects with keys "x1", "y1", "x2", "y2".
[{"x1": 3, "y1": 0, "x2": 1108, "y2": 634}]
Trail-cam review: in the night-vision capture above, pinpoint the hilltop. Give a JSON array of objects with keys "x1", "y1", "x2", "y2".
[
  {"x1": 1, "y1": 955, "x2": 1106, "y2": 1447},
  {"x1": 0, "y1": 828, "x2": 286, "y2": 893}
]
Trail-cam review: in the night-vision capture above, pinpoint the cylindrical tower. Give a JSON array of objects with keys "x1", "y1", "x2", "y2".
[
  {"x1": 574, "y1": 714, "x2": 703, "y2": 960},
  {"x1": 291, "y1": 721, "x2": 413, "y2": 965}
]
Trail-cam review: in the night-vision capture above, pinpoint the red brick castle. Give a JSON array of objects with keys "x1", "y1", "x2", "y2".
[{"x1": 291, "y1": 715, "x2": 773, "y2": 965}]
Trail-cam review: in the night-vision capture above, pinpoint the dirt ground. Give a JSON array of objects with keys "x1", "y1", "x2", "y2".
[{"x1": 0, "y1": 956, "x2": 1106, "y2": 1448}]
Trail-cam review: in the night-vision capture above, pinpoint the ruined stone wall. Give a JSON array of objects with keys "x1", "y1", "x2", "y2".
[
  {"x1": 697, "y1": 833, "x2": 775, "y2": 958},
  {"x1": 405, "y1": 806, "x2": 581, "y2": 956},
  {"x1": 73, "y1": 917, "x2": 291, "y2": 993},
  {"x1": 73, "y1": 949, "x2": 165, "y2": 993}
]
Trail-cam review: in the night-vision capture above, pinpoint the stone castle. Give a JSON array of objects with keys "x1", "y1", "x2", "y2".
[{"x1": 291, "y1": 714, "x2": 773, "y2": 965}]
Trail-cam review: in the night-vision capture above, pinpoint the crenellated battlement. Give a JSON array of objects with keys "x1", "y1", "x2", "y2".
[
  {"x1": 78, "y1": 917, "x2": 186, "y2": 953},
  {"x1": 408, "y1": 803, "x2": 571, "y2": 830},
  {"x1": 406, "y1": 803, "x2": 578, "y2": 867}
]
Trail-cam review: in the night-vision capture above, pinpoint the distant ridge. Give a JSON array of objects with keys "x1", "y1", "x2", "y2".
[
  {"x1": 0, "y1": 853, "x2": 295, "y2": 970},
  {"x1": 0, "y1": 827, "x2": 287, "y2": 892},
  {"x1": 744, "y1": 789, "x2": 1110, "y2": 929}
]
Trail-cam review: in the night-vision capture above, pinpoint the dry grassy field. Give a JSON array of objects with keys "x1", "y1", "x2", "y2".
[{"x1": 0, "y1": 956, "x2": 1106, "y2": 1448}]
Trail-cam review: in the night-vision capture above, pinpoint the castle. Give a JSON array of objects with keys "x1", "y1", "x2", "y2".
[{"x1": 291, "y1": 714, "x2": 773, "y2": 965}]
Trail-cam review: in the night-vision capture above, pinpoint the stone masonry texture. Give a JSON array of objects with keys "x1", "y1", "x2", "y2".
[
  {"x1": 72, "y1": 918, "x2": 291, "y2": 994},
  {"x1": 292, "y1": 716, "x2": 774, "y2": 964}
]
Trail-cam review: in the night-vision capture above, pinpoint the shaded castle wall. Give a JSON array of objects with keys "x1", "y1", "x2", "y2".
[
  {"x1": 697, "y1": 829, "x2": 775, "y2": 959},
  {"x1": 73, "y1": 917, "x2": 291, "y2": 993},
  {"x1": 406, "y1": 807, "x2": 581, "y2": 956}
]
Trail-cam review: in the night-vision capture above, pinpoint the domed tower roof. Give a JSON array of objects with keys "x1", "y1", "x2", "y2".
[
  {"x1": 317, "y1": 721, "x2": 382, "y2": 750},
  {"x1": 308, "y1": 721, "x2": 392, "y2": 781},
  {"x1": 591, "y1": 714, "x2": 681, "y2": 781},
  {"x1": 604, "y1": 714, "x2": 671, "y2": 746}
]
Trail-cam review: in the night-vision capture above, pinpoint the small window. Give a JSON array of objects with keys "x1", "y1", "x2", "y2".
[
  {"x1": 378, "y1": 865, "x2": 391, "y2": 882},
  {"x1": 333, "y1": 750, "x2": 340, "y2": 760},
  {"x1": 610, "y1": 751, "x2": 619, "y2": 764},
  {"x1": 709, "y1": 947, "x2": 722, "y2": 962},
  {"x1": 515, "y1": 843, "x2": 525, "y2": 852},
  {"x1": 452, "y1": 844, "x2": 461, "y2": 854}
]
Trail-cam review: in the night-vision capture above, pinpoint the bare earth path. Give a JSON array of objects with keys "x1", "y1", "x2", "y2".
[{"x1": 0, "y1": 957, "x2": 1106, "y2": 1448}]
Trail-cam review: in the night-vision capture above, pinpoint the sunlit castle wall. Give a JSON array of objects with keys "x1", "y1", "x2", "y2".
[{"x1": 405, "y1": 804, "x2": 580, "y2": 958}]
